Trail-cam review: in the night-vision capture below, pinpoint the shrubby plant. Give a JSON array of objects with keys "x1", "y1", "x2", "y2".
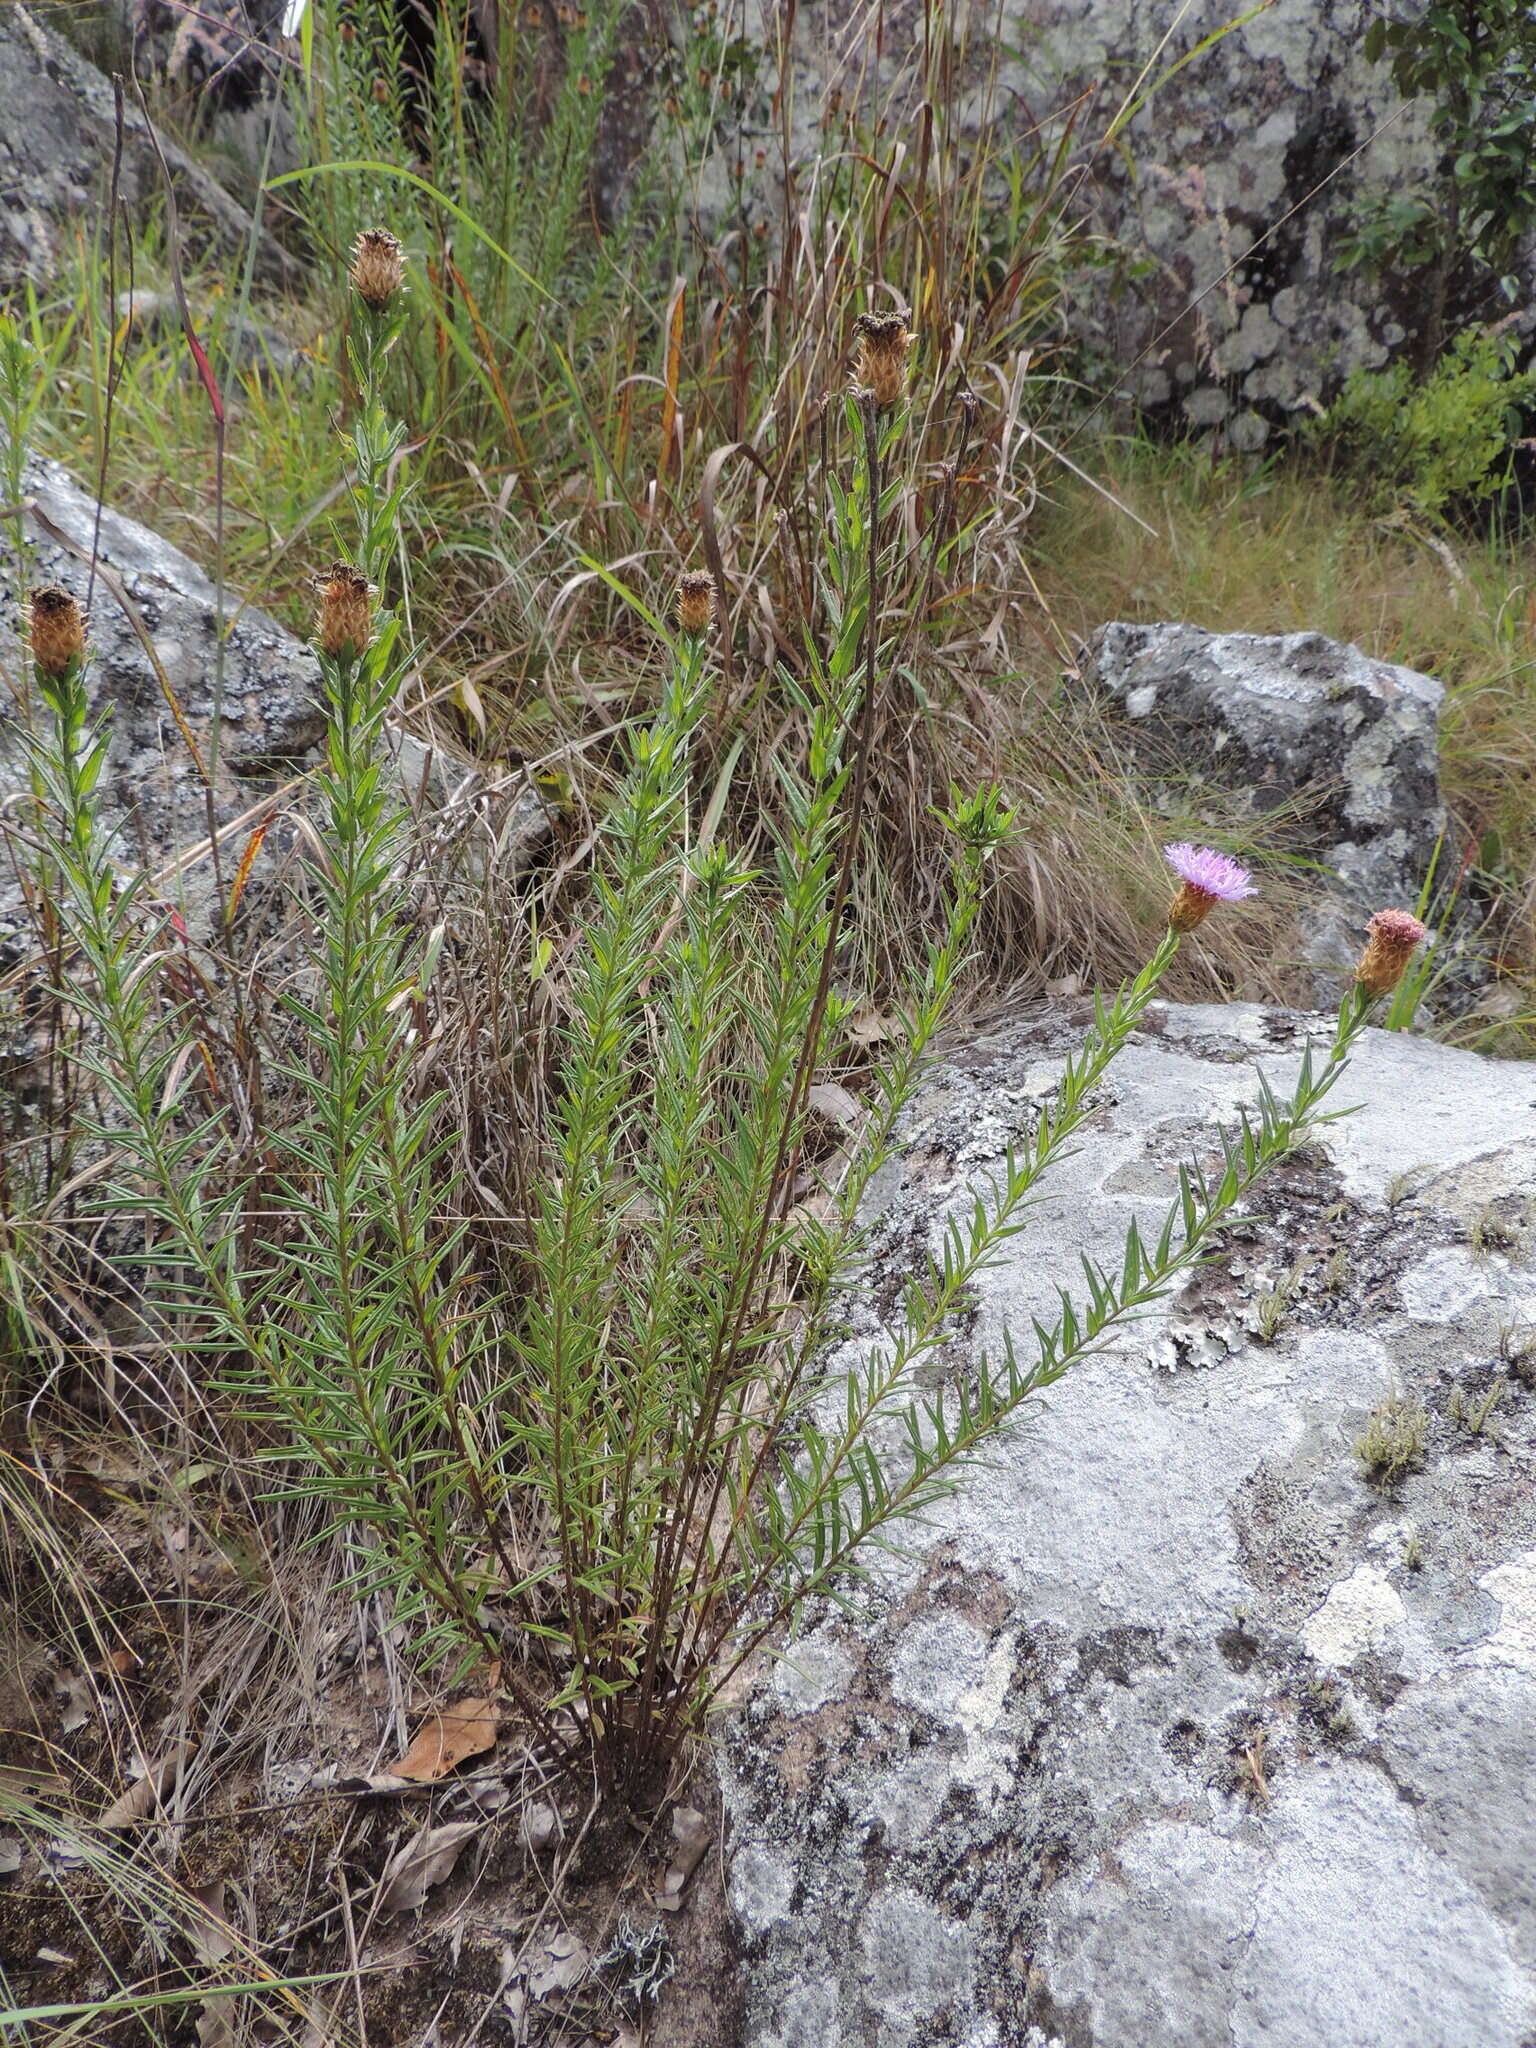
[
  {"x1": 17, "y1": 240, "x2": 1427, "y2": 1793},
  {"x1": 1311, "y1": 323, "x2": 1536, "y2": 520},
  {"x1": 1346, "y1": 0, "x2": 1536, "y2": 355}
]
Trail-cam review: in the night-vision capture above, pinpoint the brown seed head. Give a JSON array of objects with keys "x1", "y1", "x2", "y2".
[
  {"x1": 315, "y1": 561, "x2": 373, "y2": 661},
  {"x1": 29, "y1": 585, "x2": 86, "y2": 679},
  {"x1": 1354, "y1": 908, "x2": 1427, "y2": 998},
  {"x1": 675, "y1": 571, "x2": 717, "y2": 638},
  {"x1": 350, "y1": 227, "x2": 404, "y2": 310},
  {"x1": 851, "y1": 313, "x2": 912, "y2": 410}
]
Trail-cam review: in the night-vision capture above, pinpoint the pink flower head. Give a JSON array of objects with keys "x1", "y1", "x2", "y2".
[
  {"x1": 1163, "y1": 843, "x2": 1257, "y2": 933},
  {"x1": 1355, "y1": 908, "x2": 1428, "y2": 997}
]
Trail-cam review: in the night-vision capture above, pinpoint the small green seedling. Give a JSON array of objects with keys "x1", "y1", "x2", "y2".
[
  {"x1": 1253, "y1": 1255, "x2": 1310, "y2": 1343},
  {"x1": 1302, "y1": 1675, "x2": 1357, "y2": 1744},
  {"x1": 1499, "y1": 1322, "x2": 1536, "y2": 1386}
]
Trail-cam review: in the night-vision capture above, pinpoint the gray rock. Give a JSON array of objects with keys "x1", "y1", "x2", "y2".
[
  {"x1": 734, "y1": 0, "x2": 1517, "y2": 428},
  {"x1": 2, "y1": 452, "x2": 326, "y2": 954},
  {"x1": 115, "y1": 288, "x2": 303, "y2": 379},
  {"x1": 1, "y1": 454, "x2": 551, "y2": 957},
  {"x1": 723, "y1": 1001, "x2": 1536, "y2": 2048},
  {"x1": 0, "y1": 3, "x2": 302, "y2": 297},
  {"x1": 1085, "y1": 622, "x2": 1446, "y2": 976}
]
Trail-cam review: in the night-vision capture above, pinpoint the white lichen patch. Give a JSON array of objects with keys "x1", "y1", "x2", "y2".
[
  {"x1": 1301, "y1": 1563, "x2": 1407, "y2": 1670},
  {"x1": 729, "y1": 1844, "x2": 797, "y2": 1937},
  {"x1": 889, "y1": 1612, "x2": 989, "y2": 1721},
  {"x1": 1465, "y1": 1554, "x2": 1536, "y2": 1674},
  {"x1": 1397, "y1": 1245, "x2": 1512, "y2": 1325},
  {"x1": 771, "y1": 1626, "x2": 855, "y2": 1713}
]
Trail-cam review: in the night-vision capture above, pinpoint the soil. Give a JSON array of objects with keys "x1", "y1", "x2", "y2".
[{"x1": 0, "y1": 1429, "x2": 745, "y2": 2047}]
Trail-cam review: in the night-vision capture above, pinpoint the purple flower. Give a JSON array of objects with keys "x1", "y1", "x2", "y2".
[
  {"x1": 1163, "y1": 843, "x2": 1257, "y2": 933},
  {"x1": 1164, "y1": 844, "x2": 1258, "y2": 902}
]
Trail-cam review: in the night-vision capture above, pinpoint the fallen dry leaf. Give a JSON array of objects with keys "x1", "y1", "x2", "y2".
[
  {"x1": 56, "y1": 1671, "x2": 94, "y2": 1736},
  {"x1": 186, "y1": 1879, "x2": 237, "y2": 1965},
  {"x1": 503, "y1": 1981, "x2": 530, "y2": 2045},
  {"x1": 194, "y1": 1996, "x2": 237, "y2": 2048},
  {"x1": 845, "y1": 1009, "x2": 900, "y2": 1050},
  {"x1": 526, "y1": 1928, "x2": 588, "y2": 1999},
  {"x1": 453, "y1": 1777, "x2": 511, "y2": 1815},
  {"x1": 655, "y1": 1804, "x2": 711, "y2": 1911},
  {"x1": 0, "y1": 1837, "x2": 21, "y2": 1877},
  {"x1": 376, "y1": 1820, "x2": 481, "y2": 1918},
  {"x1": 387, "y1": 1696, "x2": 499, "y2": 1782},
  {"x1": 99, "y1": 1740, "x2": 197, "y2": 1829},
  {"x1": 807, "y1": 1080, "x2": 863, "y2": 1130}
]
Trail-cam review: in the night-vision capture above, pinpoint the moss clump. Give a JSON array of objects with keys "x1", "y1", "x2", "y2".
[
  {"x1": 1301, "y1": 1675, "x2": 1357, "y2": 1745},
  {"x1": 1354, "y1": 1395, "x2": 1428, "y2": 1486}
]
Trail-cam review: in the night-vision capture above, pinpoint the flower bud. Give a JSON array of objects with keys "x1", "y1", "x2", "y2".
[
  {"x1": 1354, "y1": 909, "x2": 1427, "y2": 998},
  {"x1": 675, "y1": 571, "x2": 717, "y2": 638},
  {"x1": 29, "y1": 585, "x2": 87, "y2": 679},
  {"x1": 851, "y1": 313, "x2": 911, "y2": 410},
  {"x1": 315, "y1": 561, "x2": 373, "y2": 661},
  {"x1": 350, "y1": 227, "x2": 404, "y2": 311}
]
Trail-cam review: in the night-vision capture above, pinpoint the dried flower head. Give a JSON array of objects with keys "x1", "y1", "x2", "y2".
[
  {"x1": 1354, "y1": 908, "x2": 1427, "y2": 998},
  {"x1": 29, "y1": 585, "x2": 86, "y2": 679},
  {"x1": 350, "y1": 227, "x2": 404, "y2": 310},
  {"x1": 851, "y1": 313, "x2": 911, "y2": 409},
  {"x1": 675, "y1": 571, "x2": 717, "y2": 638},
  {"x1": 1164, "y1": 843, "x2": 1258, "y2": 933},
  {"x1": 314, "y1": 561, "x2": 373, "y2": 661}
]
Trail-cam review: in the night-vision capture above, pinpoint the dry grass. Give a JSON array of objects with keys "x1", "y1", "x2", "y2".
[{"x1": 1025, "y1": 437, "x2": 1536, "y2": 981}]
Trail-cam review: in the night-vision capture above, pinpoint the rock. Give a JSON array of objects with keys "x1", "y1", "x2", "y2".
[
  {"x1": 0, "y1": 3, "x2": 302, "y2": 298},
  {"x1": 114, "y1": 289, "x2": 303, "y2": 379},
  {"x1": 1009, "y1": 0, "x2": 1439, "y2": 429},
  {"x1": 1, "y1": 454, "x2": 552, "y2": 959},
  {"x1": 2, "y1": 452, "x2": 325, "y2": 955},
  {"x1": 745, "y1": 0, "x2": 1518, "y2": 429},
  {"x1": 1084, "y1": 622, "x2": 1446, "y2": 978},
  {"x1": 723, "y1": 1000, "x2": 1536, "y2": 2048}
]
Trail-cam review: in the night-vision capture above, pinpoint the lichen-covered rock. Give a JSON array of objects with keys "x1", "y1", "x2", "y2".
[
  {"x1": 0, "y1": 3, "x2": 301, "y2": 295},
  {"x1": 1000, "y1": 0, "x2": 1445, "y2": 430},
  {"x1": 1085, "y1": 622, "x2": 1445, "y2": 977},
  {"x1": 723, "y1": 1001, "x2": 1536, "y2": 2048},
  {"x1": 1, "y1": 456, "x2": 549, "y2": 956},
  {"x1": 744, "y1": 0, "x2": 1520, "y2": 432},
  {"x1": 2, "y1": 454, "x2": 326, "y2": 954}
]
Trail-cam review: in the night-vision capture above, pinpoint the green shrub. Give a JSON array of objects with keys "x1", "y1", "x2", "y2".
[
  {"x1": 1345, "y1": 1, "x2": 1536, "y2": 360},
  {"x1": 1310, "y1": 325, "x2": 1536, "y2": 519}
]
